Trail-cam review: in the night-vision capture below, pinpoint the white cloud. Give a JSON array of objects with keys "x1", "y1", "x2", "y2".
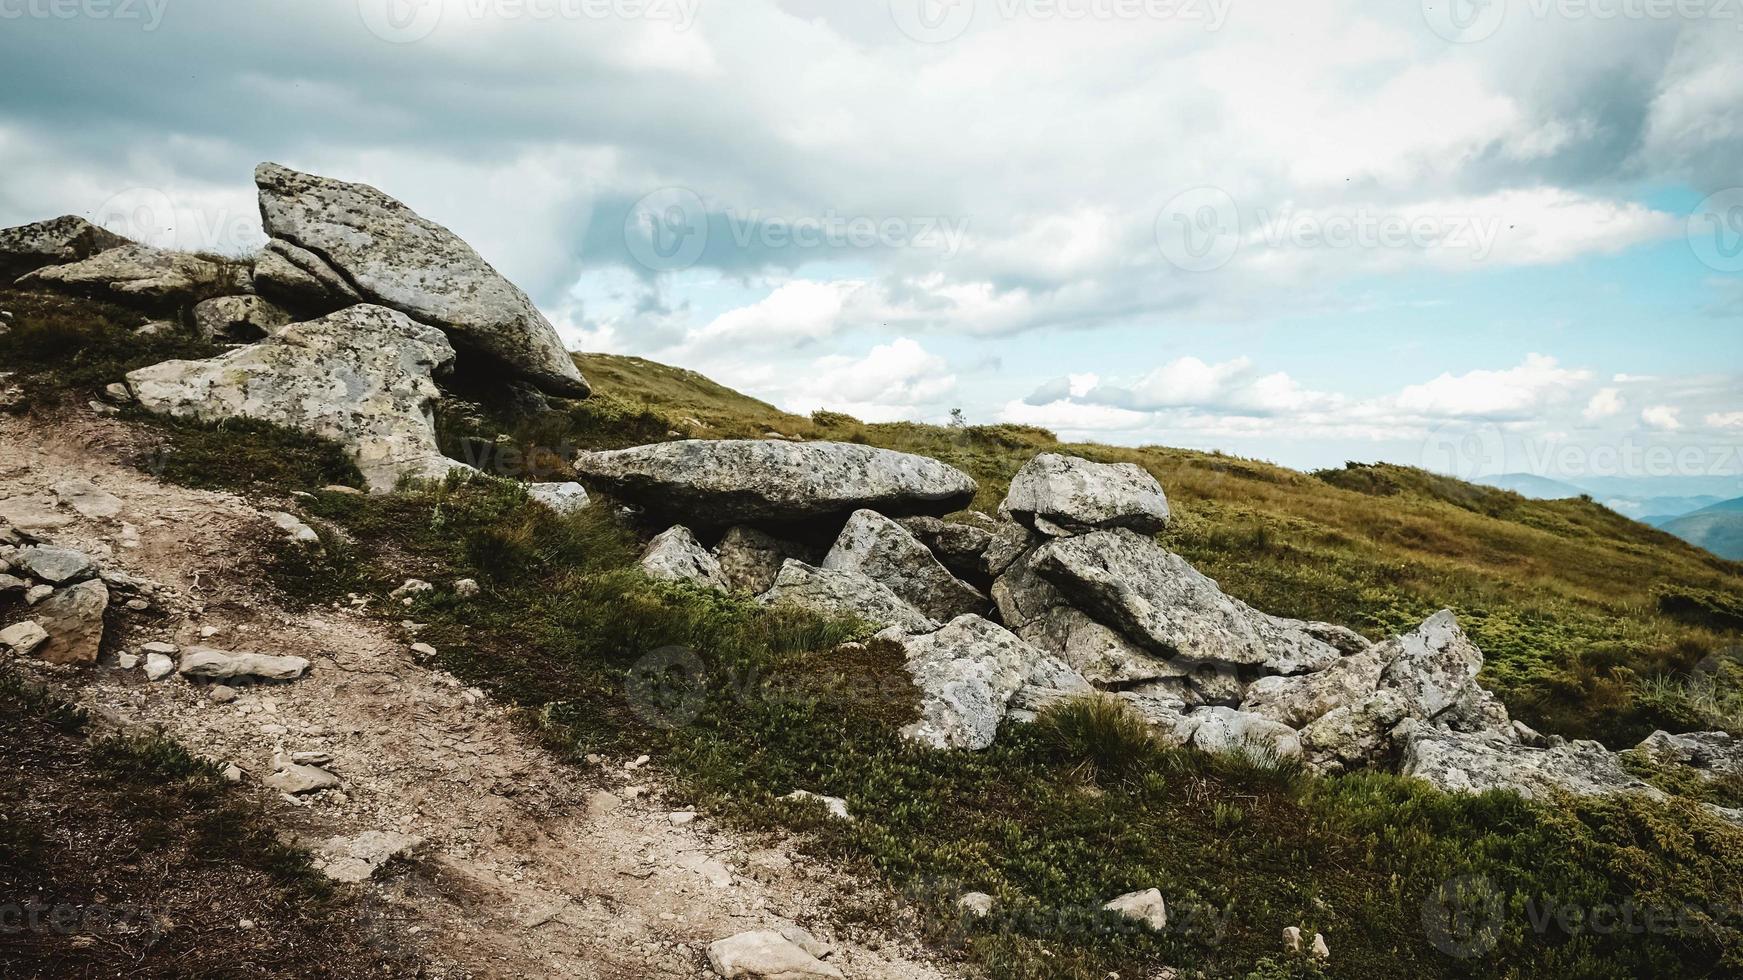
[
  {"x1": 1641, "y1": 405, "x2": 1683, "y2": 431},
  {"x1": 1705, "y1": 411, "x2": 1743, "y2": 430},
  {"x1": 1394, "y1": 354, "x2": 1591, "y2": 420},
  {"x1": 1582, "y1": 387, "x2": 1625, "y2": 421},
  {"x1": 726, "y1": 337, "x2": 958, "y2": 423}
]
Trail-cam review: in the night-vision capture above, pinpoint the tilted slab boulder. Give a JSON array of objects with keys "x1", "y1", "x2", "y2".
[
  {"x1": 1376, "y1": 609, "x2": 1484, "y2": 720},
  {"x1": 127, "y1": 304, "x2": 470, "y2": 493},
  {"x1": 882, "y1": 614, "x2": 1090, "y2": 750},
  {"x1": 18, "y1": 243, "x2": 247, "y2": 310},
  {"x1": 999, "y1": 452, "x2": 1171, "y2": 536},
  {"x1": 639, "y1": 525, "x2": 728, "y2": 591},
  {"x1": 896, "y1": 513, "x2": 997, "y2": 583},
  {"x1": 0, "y1": 215, "x2": 129, "y2": 280},
  {"x1": 822, "y1": 509, "x2": 986, "y2": 622},
  {"x1": 573, "y1": 440, "x2": 976, "y2": 525},
  {"x1": 254, "y1": 162, "x2": 589, "y2": 397},
  {"x1": 758, "y1": 560, "x2": 937, "y2": 634}
]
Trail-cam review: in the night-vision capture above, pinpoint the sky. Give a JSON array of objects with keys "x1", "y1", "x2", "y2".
[{"x1": 1, "y1": 0, "x2": 1740, "y2": 491}]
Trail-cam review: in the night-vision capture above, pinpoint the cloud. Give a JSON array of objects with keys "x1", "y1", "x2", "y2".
[
  {"x1": 1641, "y1": 405, "x2": 1683, "y2": 431},
  {"x1": 1705, "y1": 412, "x2": 1743, "y2": 430},
  {"x1": 1582, "y1": 387, "x2": 1625, "y2": 421},
  {"x1": 1393, "y1": 354, "x2": 1592, "y2": 420},
  {"x1": 718, "y1": 337, "x2": 958, "y2": 423}
]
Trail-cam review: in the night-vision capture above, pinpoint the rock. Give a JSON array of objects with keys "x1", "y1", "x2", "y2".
[
  {"x1": 266, "y1": 762, "x2": 341, "y2": 795},
  {"x1": 144, "y1": 652, "x2": 176, "y2": 681},
  {"x1": 1017, "y1": 604, "x2": 1173, "y2": 687},
  {"x1": 1034, "y1": 530, "x2": 1339, "y2": 672},
  {"x1": 102, "y1": 382, "x2": 133, "y2": 404},
  {"x1": 17, "y1": 243, "x2": 246, "y2": 310},
  {"x1": 1310, "y1": 933, "x2": 1330, "y2": 961},
  {"x1": 1282, "y1": 926, "x2": 1302, "y2": 953},
  {"x1": 32, "y1": 580, "x2": 109, "y2": 664},
  {"x1": 895, "y1": 514, "x2": 996, "y2": 582},
  {"x1": 191, "y1": 294, "x2": 292, "y2": 342},
  {"x1": 640, "y1": 526, "x2": 729, "y2": 591},
  {"x1": 981, "y1": 519, "x2": 1036, "y2": 577},
  {"x1": 757, "y1": 561, "x2": 936, "y2": 634},
  {"x1": 1377, "y1": 610, "x2": 1483, "y2": 720},
  {"x1": 453, "y1": 578, "x2": 480, "y2": 598},
  {"x1": 26, "y1": 584, "x2": 52, "y2": 604},
  {"x1": 409, "y1": 642, "x2": 438, "y2": 657},
  {"x1": 1512, "y1": 719, "x2": 1546, "y2": 747},
  {"x1": 821, "y1": 509, "x2": 986, "y2": 622},
  {"x1": 253, "y1": 162, "x2": 588, "y2": 396},
  {"x1": 0, "y1": 621, "x2": 49, "y2": 657},
  {"x1": 1102, "y1": 888, "x2": 1167, "y2": 931},
  {"x1": 782, "y1": 790, "x2": 852, "y2": 822},
  {"x1": 0, "y1": 574, "x2": 27, "y2": 595},
  {"x1": 0, "y1": 215, "x2": 129, "y2": 280},
  {"x1": 887, "y1": 614, "x2": 1090, "y2": 750},
  {"x1": 252, "y1": 238, "x2": 361, "y2": 312},
  {"x1": 1241, "y1": 646, "x2": 1388, "y2": 727},
  {"x1": 1000, "y1": 452, "x2": 1171, "y2": 535},
  {"x1": 1177, "y1": 706, "x2": 1303, "y2": 759},
  {"x1": 1297, "y1": 689, "x2": 1410, "y2": 772},
  {"x1": 269, "y1": 511, "x2": 320, "y2": 545},
  {"x1": 958, "y1": 892, "x2": 995, "y2": 918},
  {"x1": 127, "y1": 304, "x2": 471, "y2": 493},
  {"x1": 390, "y1": 578, "x2": 433, "y2": 600},
  {"x1": 208, "y1": 685, "x2": 238, "y2": 704},
  {"x1": 15, "y1": 545, "x2": 95, "y2": 584},
  {"x1": 573, "y1": 440, "x2": 976, "y2": 525},
  {"x1": 706, "y1": 930, "x2": 843, "y2": 979},
  {"x1": 668, "y1": 810, "x2": 697, "y2": 826},
  {"x1": 714, "y1": 526, "x2": 814, "y2": 595},
  {"x1": 312, "y1": 830, "x2": 422, "y2": 883},
  {"x1": 1438, "y1": 685, "x2": 1516, "y2": 739},
  {"x1": 1399, "y1": 723, "x2": 1662, "y2": 802},
  {"x1": 1633, "y1": 730, "x2": 1743, "y2": 782},
  {"x1": 527, "y1": 481, "x2": 590, "y2": 515},
  {"x1": 176, "y1": 646, "x2": 310, "y2": 682}
]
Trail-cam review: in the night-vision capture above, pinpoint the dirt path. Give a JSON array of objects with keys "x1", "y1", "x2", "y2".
[{"x1": 2, "y1": 410, "x2": 957, "y2": 980}]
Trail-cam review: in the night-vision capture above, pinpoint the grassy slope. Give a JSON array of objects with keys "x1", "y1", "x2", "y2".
[{"x1": 568, "y1": 353, "x2": 1743, "y2": 744}]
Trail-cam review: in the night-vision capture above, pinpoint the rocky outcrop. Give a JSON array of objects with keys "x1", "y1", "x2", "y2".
[
  {"x1": 1000, "y1": 452, "x2": 1170, "y2": 536},
  {"x1": 1400, "y1": 724, "x2": 1661, "y2": 801},
  {"x1": 127, "y1": 304, "x2": 469, "y2": 493},
  {"x1": 896, "y1": 513, "x2": 997, "y2": 583},
  {"x1": 758, "y1": 561, "x2": 936, "y2": 634},
  {"x1": 573, "y1": 440, "x2": 976, "y2": 525},
  {"x1": 0, "y1": 215, "x2": 129, "y2": 280},
  {"x1": 821, "y1": 510, "x2": 986, "y2": 622},
  {"x1": 639, "y1": 526, "x2": 729, "y2": 591},
  {"x1": 1633, "y1": 730, "x2": 1743, "y2": 782},
  {"x1": 191, "y1": 294, "x2": 292, "y2": 341},
  {"x1": 1177, "y1": 705, "x2": 1303, "y2": 759},
  {"x1": 1377, "y1": 609, "x2": 1484, "y2": 719},
  {"x1": 882, "y1": 615, "x2": 1090, "y2": 750},
  {"x1": 253, "y1": 162, "x2": 588, "y2": 397},
  {"x1": 17, "y1": 243, "x2": 246, "y2": 310},
  {"x1": 253, "y1": 238, "x2": 361, "y2": 311}
]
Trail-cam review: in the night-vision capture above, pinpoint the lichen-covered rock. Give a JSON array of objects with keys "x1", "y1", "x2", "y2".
[
  {"x1": 18, "y1": 243, "x2": 246, "y2": 310},
  {"x1": 1101, "y1": 889, "x2": 1168, "y2": 931},
  {"x1": 896, "y1": 513, "x2": 997, "y2": 582},
  {"x1": 1399, "y1": 723, "x2": 1662, "y2": 802},
  {"x1": 0, "y1": 215, "x2": 129, "y2": 280},
  {"x1": 127, "y1": 304, "x2": 469, "y2": 493},
  {"x1": 714, "y1": 525, "x2": 814, "y2": 595},
  {"x1": 1241, "y1": 646, "x2": 1388, "y2": 727},
  {"x1": 822, "y1": 509, "x2": 986, "y2": 622},
  {"x1": 32, "y1": 579, "x2": 109, "y2": 664},
  {"x1": 574, "y1": 440, "x2": 976, "y2": 525},
  {"x1": 1298, "y1": 689, "x2": 1411, "y2": 772},
  {"x1": 253, "y1": 238, "x2": 361, "y2": 311},
  {"x1": 254, "y1": 162, "x2": 588, "y2": 397},
  {"x1": 758, "y1": 560, "x2": 937, "y2": 633},
  {"x1": 1633, "y1": 730, "x2": 1743, "y2": 782},
  {"x1": 885, "y1": 614, "x2": 1089, "y2": 750},
  {"x1": 191, "y1": 294, "x2": 292, "y2": 341},
  {"x1": 1177, "y1": 705, "x2": 1303, "y2": 759},
  {"x1": 639, "y1": 526, "x2": 728, "y2": 591},
  {"x1": 1376, "y1": 610, "x2": 1484, "y2": 720},
  {"x1": 999, "y1": 452, "x2": 1171, "y2": 535},
  {"x1": 15, "y1": 545, "x2": 96, "y2": 584},
  {"x1": 526, "y1": 481, "x2": 590, "y2": 515}
]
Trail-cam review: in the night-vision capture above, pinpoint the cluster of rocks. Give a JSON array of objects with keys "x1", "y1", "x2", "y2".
[
  {"x1": 1, "y1": 162, "x2": 592, "y2": 493},
  {"x1": 2, "y1": 535, "x2": 117, "y2": 665},
  {"x1": 587, "y1": 443, "x2": 1743, "y2": 819}
]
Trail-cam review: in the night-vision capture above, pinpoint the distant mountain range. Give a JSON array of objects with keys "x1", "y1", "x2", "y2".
[{"x1": 1476, "y1": 473, "x2": 1743, "y2": 561}]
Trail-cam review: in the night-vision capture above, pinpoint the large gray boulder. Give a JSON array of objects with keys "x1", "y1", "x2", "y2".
[
  {"x1": 1241, "y1": 645, "x2": 1389, "y2": 727},
  {"x1": 253, "y1": 163, "x2": 588, "y2": 397},
  {"x1": 822, "y1": 509, "x2": 986, "y2": 622},
  {"x1": 1400, "y1": 723, "x2": 1661, "y2": 802},
  {"x1": 758, "y1": 560, "x2": 937, "y2": 634},
  {"x1": 127, "y1": 304, "x2": 469, "y2": 492},
  {"x1": 573, "y1": 440, "x2": 976, "y2": 525},
  {"x1": 1376, "y1": 610, "x2": 1484, "y2": 720},
  {"x1": 253, "y1": 238, "x2": 361, "y2": 311},
  {"x1": 884, "y1": 614, "x2": 1090, "y2": 750},
  {"x1": 1033, "y1": 529, "x2": 1341, "y2": 673},
  {"x1": 0, "y1": 215, "x2": 129, "y2": 280},
  {"x1": 17, "y1": 243, "x2": 247, "y2": 310},
  {"x1": 999, "y1": 452, "x2": 1171, "y2": 536}
]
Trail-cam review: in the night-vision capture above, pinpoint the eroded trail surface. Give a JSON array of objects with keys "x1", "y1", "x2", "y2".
[{"x1": 3, "y1": 411, "x2": 954, "y2": 980}]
